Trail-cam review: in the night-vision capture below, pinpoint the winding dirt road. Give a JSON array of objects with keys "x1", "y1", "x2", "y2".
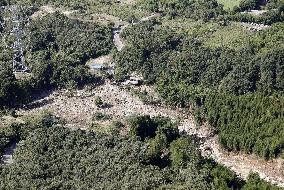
[
  {"x1": 113, "y1": 13, "x2": 160, "y2": 51},
  {"x1": 9, "y1": 5, "x2": 284, "y2": 187},
  {"x1": 31, "y1": 5, "x2": 159, "y2": 57}
]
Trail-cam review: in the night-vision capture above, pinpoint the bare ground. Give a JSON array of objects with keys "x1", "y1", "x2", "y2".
[
  {"x1": 86, "y1": 55, "x2": 113, "y2": 66},
  {"x1": 30, "y1": 5, "x2": 77, "y2": 20},
  {"x1": 19, "y1": 4, "x2": 284, "y2": 187},
  {"x1": 17, "y1": 83, "x2": 187, "y2": 129},
  {"x1": 16, "y1": 82, "x2": 284, "y2": 187}
]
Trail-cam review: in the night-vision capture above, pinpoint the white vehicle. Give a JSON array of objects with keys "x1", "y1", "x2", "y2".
[{"x1": 122, "y1": 77, "x2": 141, "y2": 85}]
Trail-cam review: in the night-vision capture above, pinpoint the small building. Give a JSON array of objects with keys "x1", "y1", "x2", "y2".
[
  {"x1": 89, "y1": 62, "x2": 115, "y2": 75},
  {"x1": 88, "y1": 55, "x2": 115, "y2": 75},
  {"x1": 90, "y1": 63, "x2": 104, "y2": 71}
]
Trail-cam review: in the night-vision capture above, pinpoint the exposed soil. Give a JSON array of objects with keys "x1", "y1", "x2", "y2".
[
  {"x1": 13, "y1": 4, "x2": 284, "y2": 188},
  {"x1": 17, "y1": 83, "x2": 187, "y2": 129},
  {"x1": 241, "y1": 10, "x2": 268, "y2": 15},
  {"x1": 201, "y1": 136, "x2": 284, "y2": 187},
  {"x1": 30, "y1": 5, "x2": 77, "y2": 20},
  {"x1": 87, "y1": 55, "x2": 113, "y2": 66},
  {"x1": 120, "y1": 0, "x2": 138, "y2": 5},
  {"x1": 16, "y1": 82, "x2": 284, "y2": 187}
]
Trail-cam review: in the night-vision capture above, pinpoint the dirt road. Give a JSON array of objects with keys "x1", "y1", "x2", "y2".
[
  {"x1": 113, "y1": 13, "x2": 160, "y2": 51},
  {"x1": 31, "y1": 6, "x2": 159, "y2": 53},
  {"x1": 18, "y1": 5, "x2": 284, "y2": 187}
]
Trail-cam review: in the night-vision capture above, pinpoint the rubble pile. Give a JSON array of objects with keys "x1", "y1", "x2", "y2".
[
  {"x1": 240, "y1": 22, "x2": 270, "y2": 31},
  {"x1": 17, "y1": 82, "x2": 284, "y2": 187}
]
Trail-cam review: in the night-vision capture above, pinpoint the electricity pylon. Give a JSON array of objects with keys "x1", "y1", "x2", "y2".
[{"x1": 10, "y1": 5, "x2": 29, "y2": 72}]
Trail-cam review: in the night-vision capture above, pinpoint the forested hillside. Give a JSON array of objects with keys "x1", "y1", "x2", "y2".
[
  {"x1": 0, "y1": 9, "x2": 113, "y2": 108},
  {"x1": 26, "y1": 13, "x2": 113, "y2": 87},
  {"x1": 139, "y1": 0, "x2": 224, "y2": 20},
  {"x1": 0, "y1": 113, "x2": 281, "y2": 189},
  {"x1": 2, "y1": 0, "x2": 86, "y2": 8},
  {"x1": 1, "y1": 0, "x2": 284, "y2": 189},
  {"x1": 115, "y1": 6, "x2": 284, "y2": 159}
]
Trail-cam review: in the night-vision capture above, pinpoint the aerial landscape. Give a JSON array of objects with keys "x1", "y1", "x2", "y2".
[{"x1": 0, "y1": 0, "x2": 284, "y2": 189}]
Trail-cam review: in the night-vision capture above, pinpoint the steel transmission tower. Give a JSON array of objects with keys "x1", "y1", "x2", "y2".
[
  {"x1": 10, "y1": 5, "x2": 29, "y2": 72},
  {"x1": 1, "y1": 5, "x2": 29, "y2": 72}
]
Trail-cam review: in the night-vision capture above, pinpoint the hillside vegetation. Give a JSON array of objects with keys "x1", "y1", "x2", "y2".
[
  {"x1": 217, "y1": 0, "x2": 241, "y2": 10},
  {"x1": 0, "y1": 11, "x2": 113, "y2": 108},
  {"x1": 115, "y1": 5, "x2": 284, "y2": 159},
  {"x1": 0, "y1": 113, "x2": 281, "y2": 189},
  {"x1": 0, "y1": 0, "x2": 284, "y2": 189}
]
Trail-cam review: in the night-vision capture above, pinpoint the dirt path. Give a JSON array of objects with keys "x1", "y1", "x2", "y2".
[
  {"x1": 30, "y1": 6, "x2": 159, "y2": 53},
  {"x1": 197, "y1": 135, "x2": 284, "y2": 187},
  {"x1": 16, "y1": 82, "x2": 284, "y2": 187},
  {"x1": 114, "y1": 26, "x2": 128, "y2": 51},
  {"x1": 23, "y1": 5, "x2": 284, "y2": 187},
  {"x1": 113, "y1": 13, "x2": 160, "y2": 51},
  {"x1": 241, "y1": 10, "x2": 268, "y2": 16}
]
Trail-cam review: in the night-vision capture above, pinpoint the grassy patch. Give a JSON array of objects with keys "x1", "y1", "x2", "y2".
[
  {"x1": 218, "y1": 0, "x2": 241, "y2": 10},
  {"x1": 92, "y1": 111, "x2": 112, "y2": 121},
  {"x1": 89, "y1": 2, "x2": 150, "y2": 21},
  {"x1": 204, "y1": 23, "x2": 252, "y2": 49},
  {"x1": 161, "y1": 17, "x2": 219, "y2": 37},
  {"x1": 160, "y1": 18, "x2": 250, "y2": 49}
]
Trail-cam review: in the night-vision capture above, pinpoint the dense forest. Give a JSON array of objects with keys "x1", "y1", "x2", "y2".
[
  {"x1": 0, "y1": 113, "x2": 281, "y2": 189},
  {"x1": 26, "y1": 13, "x2": 112, "y2": 87},
  {"x1": 115, "y1": 10, "x2": 284, "y2": 159},
  {"x1": 139, "y1": 0, "x2": 225, "y2": 20},
  {"x1": 1, "y1": 0, "x2": 87, "y2": 8},
  {"x1": 1, "y1": 0, "x2": 284, "y2": 189},
  {"x1": 139, "y1": 0, "x2": 284, "y2": 24},
  {"x1": 0, "y1": 10, "x2": 113, "y2": 108}
]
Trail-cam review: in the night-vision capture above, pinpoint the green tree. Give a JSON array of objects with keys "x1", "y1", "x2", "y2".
[
  {"x1": 239, "y1": 0, "x2": 258, "y2": 11},
  {"x1": 0, "y1": 65, "x2": 18, "y2": 108},
  {"x1": 94, "y1": 96, "x2": 104, "y2": 107}
]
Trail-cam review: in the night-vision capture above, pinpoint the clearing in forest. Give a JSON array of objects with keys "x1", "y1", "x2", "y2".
[{"x1": 217, "y1": 0, "x2": 241, "y2": 10}]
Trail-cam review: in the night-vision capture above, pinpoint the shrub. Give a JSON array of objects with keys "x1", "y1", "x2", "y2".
[
  {"x1": 94, "y1": 96, "x2": 104, "y2": 107},
  {"x1": 93, "y1": 111, "x2": 112, "y2": 121},
  {"x1": 239, "y1": 0, "x2": 258, "y2": 11}
]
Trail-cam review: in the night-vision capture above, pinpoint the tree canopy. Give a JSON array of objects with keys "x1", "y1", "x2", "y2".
[
  {"x1": 114, "y1": 20, "x2": 284, "y2": 159},
  {"x1": 0, "y1": 114, "x2": 281, "y2": 189},
  {"x1": 0, "y1": 9, "x2": 113, "y2": 108}
]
